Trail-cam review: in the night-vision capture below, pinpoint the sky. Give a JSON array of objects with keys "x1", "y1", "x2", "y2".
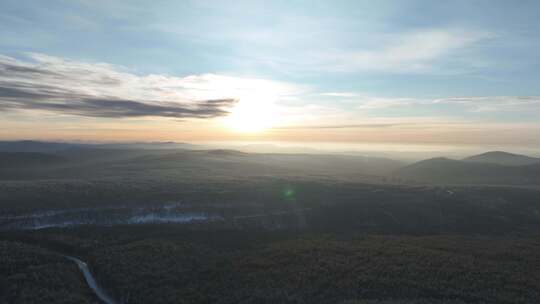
[{"x1": 1, "y1": 0, "x2": 539, "y2": 148}]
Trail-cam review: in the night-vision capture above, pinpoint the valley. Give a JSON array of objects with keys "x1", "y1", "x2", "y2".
[{"x1": 1, "y1": 141, "x2": 540, "y2": 303}]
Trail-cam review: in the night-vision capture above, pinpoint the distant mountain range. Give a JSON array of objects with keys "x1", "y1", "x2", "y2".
[
  {"x1": 1, "y1": 141, "x2": 539, "y2": 185},
  {"x1": 397, "y1": 151, "x2": 540, "y2": 184}
]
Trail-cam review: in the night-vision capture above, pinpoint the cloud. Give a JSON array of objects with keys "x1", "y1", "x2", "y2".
[
  {"x1": 305, "y1": 29, "x2": 492, "y2": 74},
  {"x1": 433, "y1": 96, "x2": 540, "y2": 112},
  {"x1": 320, "y1": 92, "x2": 540, "y2": 114},
  {"x1": 320, "y1": 92, "x2": 361, "y2": 98},
  {"x1": 274, "y1": 123, "x2": 406, "y2": 129},
  {"x1": 0, "y1": 53, "x2": 299, "y2": 119},
  {"x1": 355, "y1": 97, "x2": 424, "y2": 110}
]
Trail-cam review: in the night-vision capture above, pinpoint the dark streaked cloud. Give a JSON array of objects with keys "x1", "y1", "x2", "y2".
[
  {"x1": 0, "y1": 93, "x2": 234, "y2": 118},
  {"x1": 0, "y1": 54, "x2": 237, "y2": 119}
]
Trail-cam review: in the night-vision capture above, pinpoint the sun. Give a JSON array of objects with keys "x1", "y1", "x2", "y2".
[{"x1": 224, "y1": 97, "x2": 277, "y2": 133}]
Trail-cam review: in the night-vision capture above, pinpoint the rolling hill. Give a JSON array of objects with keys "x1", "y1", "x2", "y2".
[{"x1": 0, "y1": 146, "x2": 404, "y2": 181}]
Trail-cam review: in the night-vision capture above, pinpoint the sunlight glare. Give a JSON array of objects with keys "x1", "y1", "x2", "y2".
[{"x1": 225, "y1": 95, "x2": 277, "y2": 133}]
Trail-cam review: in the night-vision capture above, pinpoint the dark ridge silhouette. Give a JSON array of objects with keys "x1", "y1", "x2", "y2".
[
  {"x1": 463, "y1": 151, "x2": 540, "y2": 166},
  {"x1": 397, "y1": 156, "x2": 540, "y2": 184}
]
